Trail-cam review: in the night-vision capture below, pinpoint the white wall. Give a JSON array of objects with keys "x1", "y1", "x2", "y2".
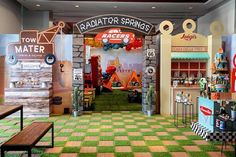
[
  {"x1": 197, "y1": 0, "x2": 235, "y2": 36},
  {"x1": 0, "y1": 0, "x2": 21, "y2": 34}
]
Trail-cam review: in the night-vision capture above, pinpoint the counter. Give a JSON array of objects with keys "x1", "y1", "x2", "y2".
[
  {"x1": 4, "y1": 87, "x2": 53, "y2": 117},
  {"x1": 170, "y1": 86, "x2": 200, "y2": 115}
]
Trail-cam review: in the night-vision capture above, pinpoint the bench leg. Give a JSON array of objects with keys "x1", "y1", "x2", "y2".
[
  {"x1": 28, "y1": 149, "x2": 31, "y2": 157},
  {"x1": 51, "y1": 123, "x2": 54, "y2": 148},
  {"x1": 1, "y1": 148, "x2": 4, "y2": 157}
]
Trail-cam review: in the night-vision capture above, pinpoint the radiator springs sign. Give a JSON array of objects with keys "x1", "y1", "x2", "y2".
[{"x1": 76, "y1": 14, "x2": 153, "y2": 35}]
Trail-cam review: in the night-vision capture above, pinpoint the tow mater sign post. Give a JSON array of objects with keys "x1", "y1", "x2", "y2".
[{"x1": 7, "y1": 21, "x2": 65, "y2": 65}]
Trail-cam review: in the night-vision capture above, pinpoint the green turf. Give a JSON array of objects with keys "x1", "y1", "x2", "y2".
[
  {"x1": 166, "y1": 145, "x2": 185, "y2": 152},
  {"x1": 115, "y1": 152, "x2": 134, "y2": 157},
  {"x1": 145, "y1": 140, "x2": 163, "y2": 146},
  {"x1": 94, "y1": 90, "x2": 142, "y2": 111},
  {"x1": 132, "y1": 146, "x2": 149, "y2": 152},
  {"x1": 81, "y1": 141, "x2": 98, "y2": 146},
  {"x1": 177, "y1": 140, "x2": 195, "y2": 146},
  {"x1": 68, "y1": 136, "x2": 84, "y2": 141},
  {"x1": 0, "y1": 112, "x2": 232, "y2": 157},
  {"x1": 188, "y1": 152, "x2": 210, "y2": 157},
  {"x1": 100, "y1": 136, "x2": 114, "y2": 141},
  {"x1": 115, "y1": 140, "x2": 131, "y2": 146},
  {"x1": 128, "y1": 136, "x2": 144, "y2": 140},
  {"x1": 62, "y1": 147, "x2": 80, "y2": 153},
  {"x1": 79, "y1": 153, "x2": 96, "y2": 157},
  {"x1": 152, "y1": 152, "x2": 172, "y2": 157},
  {"x1": 97, "y1": 146, "x2": 115, "y2": 153}
]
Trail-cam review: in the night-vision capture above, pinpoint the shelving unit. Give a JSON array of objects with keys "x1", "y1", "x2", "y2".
[{"x1": 171, "y1": 61, "x2": 207, "y2": 80}]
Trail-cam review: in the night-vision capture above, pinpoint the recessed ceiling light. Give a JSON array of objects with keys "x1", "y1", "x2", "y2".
[
  {"x1": 151, "y1": 6, "x2": 156, "y2": 9},
  {"x1": 36, "y1": 4, "x2": 40, "y2": 7},
  {"x1": 188, "y1": 6, "x2": 193, "y2": 10},
  {"x1": 75, "y1": 5, "x2": 79, "y2": 8},
  {"x1": 114, "y1": 6, "x2": 118, "y2": 8}
]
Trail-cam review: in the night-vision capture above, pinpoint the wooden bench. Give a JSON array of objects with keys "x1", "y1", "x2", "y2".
[{"x1": 1, "y1": 122, "x2": 54, "y2": 157}]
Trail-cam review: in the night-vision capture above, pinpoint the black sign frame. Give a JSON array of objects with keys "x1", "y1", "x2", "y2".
[{"x1": 75, "y1": 14, "x2": 154, "y2": 35}]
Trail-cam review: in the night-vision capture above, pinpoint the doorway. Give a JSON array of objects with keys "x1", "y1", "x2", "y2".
[
  {"x1": 84, "y1": 33, "x2": 143, "y2": 111},
  {"x1": 72, "y1": 14, "x2": 160, "y2": 114}
]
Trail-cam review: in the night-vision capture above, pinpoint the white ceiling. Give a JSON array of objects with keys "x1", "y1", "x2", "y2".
[{"x1": 17, "y1": 0, "x2": 228, "y2": 24}]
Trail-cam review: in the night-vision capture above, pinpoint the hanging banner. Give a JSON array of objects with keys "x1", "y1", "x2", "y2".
[{"x1": 76, "y1": 14, "x2": 153, "y2": 35}]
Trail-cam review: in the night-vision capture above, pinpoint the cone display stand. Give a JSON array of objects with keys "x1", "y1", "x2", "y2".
[{"x1": 126, "y1": 70, "x2": 141, "y2": 89}]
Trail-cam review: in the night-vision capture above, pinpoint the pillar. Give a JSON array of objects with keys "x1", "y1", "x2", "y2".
[{"x1": 159, "y1": 21, "x2": 174, "y2": 115}]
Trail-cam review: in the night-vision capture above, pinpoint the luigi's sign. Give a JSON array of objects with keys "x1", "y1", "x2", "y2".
[
  {"x1": 7, "y1": 21, "x2": 65, "y2": 65},
  {"x1": 76, "y1": 14, "x2": 153, "y2": 35}
]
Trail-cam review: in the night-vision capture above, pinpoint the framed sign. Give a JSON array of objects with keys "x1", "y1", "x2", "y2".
[{"x1": 73, "y1": 68, "x2": 83, "y2": 84}]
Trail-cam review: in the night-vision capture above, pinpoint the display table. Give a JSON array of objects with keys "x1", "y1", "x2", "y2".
[
  {"x1": 170, "y1": 86, "x2": 200, "y2": 115},
  {"x1": 4, "y1": 88, "x2": 53, "y2": 117}
]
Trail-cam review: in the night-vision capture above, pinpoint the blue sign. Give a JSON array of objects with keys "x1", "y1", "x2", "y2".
[{"x1": 198, "y1": 97, "x2": 215, "y2": 132}]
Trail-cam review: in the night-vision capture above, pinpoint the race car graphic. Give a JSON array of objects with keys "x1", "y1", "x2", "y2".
[{"x1": 95, "y1": 28, "x2": 135, "y2": 45}]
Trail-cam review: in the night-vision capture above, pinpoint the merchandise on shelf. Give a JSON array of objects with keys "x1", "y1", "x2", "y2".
[
  {"x1": 171, "y1": 61, "x2": 207, "y2": 87},
  {"x1": 199, "y1": 48, "x2": 230, "y2": 100}
]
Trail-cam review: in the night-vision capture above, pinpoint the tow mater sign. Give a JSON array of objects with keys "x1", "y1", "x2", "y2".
[
  {"x1": 8, "y1": 31, "x2": 53, "y2": 59},
  {"x1": 7, "y1": 21, "x2": 65, "y2": 65}
]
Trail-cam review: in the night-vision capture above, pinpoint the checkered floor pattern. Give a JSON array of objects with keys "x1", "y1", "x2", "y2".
[{"x1": 0, "y1": 111, "x2": 235, "y2": 157}]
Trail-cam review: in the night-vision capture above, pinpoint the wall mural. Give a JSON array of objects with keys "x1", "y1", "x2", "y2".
[{"x1": 90, "y1": 47, "x2": 143, "y2": 86}]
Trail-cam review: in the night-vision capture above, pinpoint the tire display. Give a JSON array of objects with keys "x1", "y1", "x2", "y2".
[{"x1": 44, "y1": 54, "x2": 56, "y2": 65}]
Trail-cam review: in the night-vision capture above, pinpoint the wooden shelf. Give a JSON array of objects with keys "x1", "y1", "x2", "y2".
[{"x1": 171, "y1": 61, "x2": 207, "y2": 79}]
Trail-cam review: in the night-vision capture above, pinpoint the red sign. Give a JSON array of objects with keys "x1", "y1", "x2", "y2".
[
  {"x1": 233, "y1": 54, "x2": 236, "y2": 68},
  {"x1": 231, "y1": 68, "x2": 236, "y2": 92},
  {"x1": 200, "y1": 106, "x2": 212, "y2": 116},
  {"x1": 95, "y1": 28, "x2": 135, "y2": 44},
  {"x1": 180, "y1": 34, "x2": 197, "y2": 41}
]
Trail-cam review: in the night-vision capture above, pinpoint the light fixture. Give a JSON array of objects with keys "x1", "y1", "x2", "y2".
[
  {"x1": 75, "y1": 5, "x2": 79, "y2": 8},
  {"x1": 188, "y1": 6, "x2": 193, "y2": 10},
  {"x1": 36, "y1": 4, "x2": 40, "y2": 7},
  {"x1": 151, "y1": 6, "x2": 156, "y2": 9},
  {"x1": 114, "y1": 6, "x2": 118, "y2": 8}
]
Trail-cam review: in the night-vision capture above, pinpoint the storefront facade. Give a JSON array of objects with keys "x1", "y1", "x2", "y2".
[{"x1": 72, "y1": 14, "x2": 160, "y2": 114}]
